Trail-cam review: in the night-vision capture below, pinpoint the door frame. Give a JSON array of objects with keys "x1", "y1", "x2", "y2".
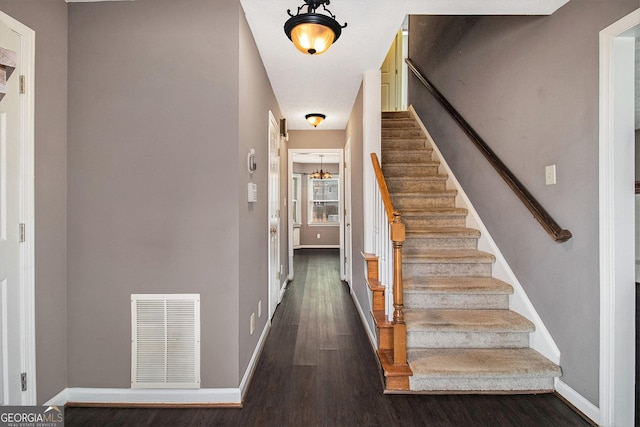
[
  {"x1": 343, "y1": 139, "x2": 353, "y2": 287},
  {"x1": 598, "y1": 8, "x2": 639, "y2": 426},
  {"x1": 0, "y1": 11, "x2": 36, "y2": 404},
  {"x1": 287, "y1": 149, "x2": 346, "y2": 280},
  {"x1": 267, "y1": 111, "x2": 281, "y2": 319}
]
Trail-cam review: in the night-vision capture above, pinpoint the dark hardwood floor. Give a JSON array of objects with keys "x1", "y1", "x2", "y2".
[{"x1": 65, "y1": 249, "x2": 592, "y2": 426}]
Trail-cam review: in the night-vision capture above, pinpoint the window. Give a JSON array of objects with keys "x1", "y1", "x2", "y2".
[
  {"x1": 292, "y1": 173, "x2": 302, "y2": 225},
  {"x1": 308, "y1": 178, "x2": 339, "y2": 225}
]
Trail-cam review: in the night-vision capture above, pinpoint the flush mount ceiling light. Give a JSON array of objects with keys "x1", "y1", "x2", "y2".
[
  {"x1": 305, "y1": 113, "x2": 326, "y2": 127},
  {"x1": 284, "y1": 0, "x2": 347, "y2": 55}
]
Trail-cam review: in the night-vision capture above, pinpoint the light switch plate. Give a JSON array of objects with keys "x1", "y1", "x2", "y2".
[{"x1": 545, "y1": 165, "x2": 556, "y2": 185}]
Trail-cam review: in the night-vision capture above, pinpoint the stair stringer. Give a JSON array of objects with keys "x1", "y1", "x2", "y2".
[{"x1": 407, "y1": 105, "x2": 560, "y2": 365}]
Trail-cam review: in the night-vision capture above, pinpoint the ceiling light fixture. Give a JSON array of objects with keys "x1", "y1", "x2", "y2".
[
  {"x1": 305, "y1": 113, "x2": 326, "y2": 127},
  {"x1": 284, "y1": 0, "x2": 347, "y2": 55},
  {"x1": 309, "y1": 154, "x2": 332, "y2": 180}
]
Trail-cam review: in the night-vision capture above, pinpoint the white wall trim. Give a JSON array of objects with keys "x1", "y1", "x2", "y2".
[
  {"x1": 362, "y1": 70, "x2": 381, "y2": 254},
  {"x1": 350, "y1": 287, "x2": 377, "y2": 351},
  {"x1": 598, "y1": 8, "x2": 640, "y2": 427},
  {"x1": 295, "y1": 245, "x2": 340, "y2": 249},
  {"x1": 408, "y1": 106, "x2": 561, "y2": 365},
  {"x1": 555, "y1": 378, "x2": 600, "y2": 425},
  {"x1": 239, "y1": 318, "x2": 270, "y2": 400},
  {"x1": 46, "y1": 387, "x2": 242, "y2": 406}
]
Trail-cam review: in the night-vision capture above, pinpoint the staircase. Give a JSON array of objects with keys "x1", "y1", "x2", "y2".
[{"x1": 374, "y1": 110, "x2": 561, "y2": 393}]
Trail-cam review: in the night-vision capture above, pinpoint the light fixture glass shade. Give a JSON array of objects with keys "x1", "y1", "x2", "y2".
[
  {"x1": 290, "y1": 22, "x2": 335, "y2": 55},
  {"x1": 284, "y1": 9, "x2": 345, "y2": 56},
  {"x1": 305, "y1": 113, "x2": 326, "y2": 127}
]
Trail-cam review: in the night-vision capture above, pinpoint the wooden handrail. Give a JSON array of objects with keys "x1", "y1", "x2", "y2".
[
  {"x1": 370, "y1": 153, "x2": 395, "y2": 223},
  {"x1": 370, "y1": 152, "x2": 407, "y2": 374},
  {"x1": 406, "y1": 58, "x2": 572, "y2": 243}
]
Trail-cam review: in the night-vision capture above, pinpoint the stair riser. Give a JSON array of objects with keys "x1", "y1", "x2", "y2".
[
  {"x1": 404, "y1": 262, "x2": 493, "y2": 278},
  {"x1": 382, "y1": 112, "x2": 412, "y2": 120},
  {"x1": 384, "y1": 165, "x2": 439, "y2": 177},
  {"x1": 382, "y1": 151, "x2": 433, "y2": 163},
  {"x1": 382, "y1": 120, "x2": 419, "y2": 129},
  {"x1": 404, "y1": 237, "x2": 478, "y2": 250},
  {"x1": 408, "y1": 376, "x2": 555, "y2": 392},
  {"x1": 405, "y1": 293, "x2": 509, "y2": 310},
  {"x1": 406, "y1": 331, "x2": 529, "y2": 349},
  {"x1": 392, "y1": 195, "x2": 456, "y2": 209},
  {"x1": 382, "y1": 129, "x2": 423, "y2": 138},
  {"x1": 387, "y1": 180, "x2": 447, "y2": 192},
  {"x1": 403, "y1": 216, "x2": 467, "y2": 228},
  {"x1": 382, "y1": 140, "x2": 427, "y2": 150}
]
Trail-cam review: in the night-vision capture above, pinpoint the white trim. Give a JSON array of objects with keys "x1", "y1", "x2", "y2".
[
  {"x1": 362, "y1": 70, "x2": 381, "y2": 254},
  {"x1": 408, "y1": 106, "x2": 561, "y2": 365},
  {"x1": 555, "y1": 378, "x2": 600, "y2": 425},
  {"x1": 0, "y1": 11, "x2": 36, "y2": 405},
  {"x1": 48, "y1": 387, "x2": 243, "y2": 406},
  {"x1": 279, "y1": 278, "x2": 287, "y2": 302},
  {"x1": 598, "y1": 9, "x2": 640, "y2": 427},
  {"x1": 295, "y1": 245, "x2": 340, "y2": 249},
  {"x1": 350, "y1": 287, "x2": 377, "y2": 351},
  {"x1": 239, "y1": 318, "x2": 270, "y2": 399}
]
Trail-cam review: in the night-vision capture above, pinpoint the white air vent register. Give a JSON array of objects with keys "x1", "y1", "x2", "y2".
[{"x1": 131, "y1": 294, "x2": 200, "y2": 389}]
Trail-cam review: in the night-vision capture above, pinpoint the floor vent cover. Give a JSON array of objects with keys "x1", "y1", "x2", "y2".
[{"x1": 131, "y1": 294, "x2": 200, "y2": 389}]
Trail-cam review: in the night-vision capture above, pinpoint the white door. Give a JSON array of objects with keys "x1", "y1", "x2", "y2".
[
  {"x1": 268, "y1": 112, "x2": 281, "y2": 318},
  {"x1": 380, "y1": 31, "x2": 402, "y2": 112},
  {"x1": 0, "y1": 18, "x2": 25, "y2": 405}
]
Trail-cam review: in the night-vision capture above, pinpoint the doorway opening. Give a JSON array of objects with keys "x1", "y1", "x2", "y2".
[{"x1": 287, "y1": 149, "x2": 347, "y2": 282}]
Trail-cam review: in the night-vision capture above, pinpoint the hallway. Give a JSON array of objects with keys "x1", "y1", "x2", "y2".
[{"x1": 65, "y1": 249, "x2": 590, "y2": 426}]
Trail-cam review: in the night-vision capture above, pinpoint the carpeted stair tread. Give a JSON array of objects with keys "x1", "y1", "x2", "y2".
[
  {"x1": 405, "y1": 309, "x2": 534, "y2": 332},
  {"x1": 382, "y1": 161, "x2": 440, "y2": 168},
  {"x1": 406, "y1": 227, "x2": 480, "y2": 239},
  {"x1": 382, "y1": 119, "x2": 420, "y2": 128},
  {"x1": 404, "y1": 277, "x2": 513, "y2": 295},
  {"x1": 408, "y1": 348, "x2": 561, "y2": 379},
  {"x1": 401, "y1": 207, "x2": 468, "y2": 217},
  {"x1": 403, "y1": 249, "x2": 496, "y2": 264},
  {"x1": 386, "y1": 175, "x2": 447, "y2": 183}
]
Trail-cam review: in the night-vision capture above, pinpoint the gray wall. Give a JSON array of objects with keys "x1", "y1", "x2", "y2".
[
  {"x1": 636, "y1": 129, "x2": 639, "y2": 181},
  {"x1": 238, "y1": 7, "x2": 283, "y2": 378},
  {"x1": 408, "y1": 0, "x2": 639, "y2": 405},
  {"x1": 345, "y1": 83, "x2": 371, "y2": 331},
  {"x1": 67, "y1": 0, "x2": 243, "y2": 388},
  {"x1": 0, "y1": 0, "x2": 68, "y2": 403}
]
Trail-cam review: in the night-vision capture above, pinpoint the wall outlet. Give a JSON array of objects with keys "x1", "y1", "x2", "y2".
[
  {"x1": 250, "y1": 313, "x2": 255, "y2": 335},
  {"x1": 545, "y1": 164, "x2": 557, "y2": 185},
  {"x1": 316, "y1": 233, "x2": 321, "y2": 239},
  {"x1": 258, "y1": 300, "x2": 262, "y2": 318}
]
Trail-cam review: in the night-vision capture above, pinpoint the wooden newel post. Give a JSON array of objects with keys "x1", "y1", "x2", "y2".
[{"x1": 390, "y1": 211, "x2": 407, "y2": 365}]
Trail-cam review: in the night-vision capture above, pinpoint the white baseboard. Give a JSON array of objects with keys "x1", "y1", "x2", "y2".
[
  {"x1": 295, "y1": 245, "x2": 340, "y2": 249},
  {"x1": 349, "y1": 288, "x2": 377, "y2": 351},
  {"x1": 555, "y1": 378, "x2": 600, "y2": 425},
  {"x1": 45, "y1": 319, "x2": 273, "y2": 407},
  {"x1": 239, "y1": 318, "x2": 271, "y2": 400},
  {"x1": 46, "y1": 387, "x2": 242, "y2": 406}
]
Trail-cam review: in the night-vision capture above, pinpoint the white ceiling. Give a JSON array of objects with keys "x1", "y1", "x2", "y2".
[
  {"x1": 67, "y1": 0, "x2": 571, "y2": 130},
  {"x1": 240, "y1": 0, "x2": 570, "y2": 130}
]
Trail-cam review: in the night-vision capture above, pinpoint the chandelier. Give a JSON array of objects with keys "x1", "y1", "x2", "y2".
[{"x1": 309, "y1": 154, "x2": 332, "y2": 179}]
